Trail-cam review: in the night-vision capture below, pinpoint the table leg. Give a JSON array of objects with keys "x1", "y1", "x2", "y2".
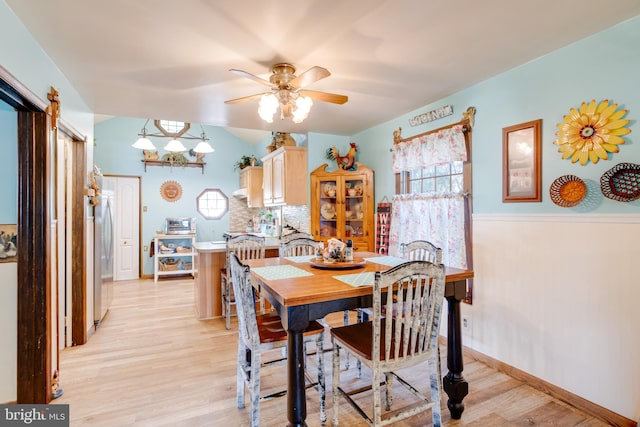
[{"x1": 443, "y1": 292, "x2": 469, "y2": 419}]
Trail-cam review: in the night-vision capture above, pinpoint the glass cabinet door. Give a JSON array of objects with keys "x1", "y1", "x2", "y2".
[
  {"x1": 344, "y1": 178, "x2": 365, "y2": 243},
  {"x1": 318, "y1": 179, "x2": 338, "y2": 239}
]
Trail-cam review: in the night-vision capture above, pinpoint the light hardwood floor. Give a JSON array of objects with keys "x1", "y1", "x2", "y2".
[{"x1": 55, "y1": 278, "x2": 610, "y2": 426}]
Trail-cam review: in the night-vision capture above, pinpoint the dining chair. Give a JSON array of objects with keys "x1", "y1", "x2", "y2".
[
  {"x1": 331, "y1": 260, "x2": 446, "y2": 427},
  {"x1": 229, "y1": 253, "x2": 326, "y2": 426},
  {"x1": 278, "y1": 236, "x2": 319, "y2": 257},
  {"x1": 221, "y1": 234, "x2": 266, "y2": 330},
  {"x1": 400, "y1": 240, "x2": 442, "y2": 264},
  {"x1": 279, "y1": 231, "x2": 314, "y2": 243}
]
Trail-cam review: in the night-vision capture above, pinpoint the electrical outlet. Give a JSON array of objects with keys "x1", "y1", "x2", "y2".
[{"x1": 462, "y1": 315, "x2": 472, "y2": 337}]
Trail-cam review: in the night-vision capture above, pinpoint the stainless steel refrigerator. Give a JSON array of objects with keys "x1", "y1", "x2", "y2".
[{"x1": 94, "y1": 175, "x2": 114, "y2": 327}]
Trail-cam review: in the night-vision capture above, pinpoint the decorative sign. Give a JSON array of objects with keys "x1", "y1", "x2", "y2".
[
  {"x1": 375, "y1": 201, "x2": 392, "y2": 255},
  {"x1": 409, "y1": 104, "x2": 453, "y2": 127}
]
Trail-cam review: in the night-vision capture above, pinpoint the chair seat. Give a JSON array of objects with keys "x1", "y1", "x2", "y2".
[
  {"x1": 258, "y1": 312, "x2": 325, "y2": 344},
  {"x1": 331, "y1": 319, "x2": 421, "y2": 362}
]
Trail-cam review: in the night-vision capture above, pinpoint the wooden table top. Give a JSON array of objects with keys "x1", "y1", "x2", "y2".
[{"x1": 245, "y1": 252, "x2": 473, "y2": 308}]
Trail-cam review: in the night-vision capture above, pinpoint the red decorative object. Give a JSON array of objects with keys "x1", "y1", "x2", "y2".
[
  {"x1": 326, "y1": 142, "x2": 358, "y2": 170},
  {"x1": 375, "y1": 199, "x2": 392, "y2": 255}
]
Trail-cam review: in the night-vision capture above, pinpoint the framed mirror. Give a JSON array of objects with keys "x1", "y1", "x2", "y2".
[{"x1": 502, "y1": 119, "x2": 542, "y2": 202}]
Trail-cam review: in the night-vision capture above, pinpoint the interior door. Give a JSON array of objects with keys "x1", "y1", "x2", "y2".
[{"x1": 111, "y1": 176, "x2": 140, "y2": 281}]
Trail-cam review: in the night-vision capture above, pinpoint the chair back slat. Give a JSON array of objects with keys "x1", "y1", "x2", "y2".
[
  {"x1": 279, "y1": 237, "x2": 318, "y2": 257},
  {"x1": 374, "y1": 261, "x2": 445, "y2": 363},
  {"x1": 229, "y1": 253, "x2": 260, "y2": 349}
]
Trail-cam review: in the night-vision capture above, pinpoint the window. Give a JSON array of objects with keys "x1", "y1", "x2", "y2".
[
  {"x1": 392, "y1": 122, "x2": 473, "y2": 304},
  {"x1": 196, "y1": 188, "x2": 228, "y2": 219},
  {"x1": 407, "y1": 161, "x2": 464, "y2": 194}
]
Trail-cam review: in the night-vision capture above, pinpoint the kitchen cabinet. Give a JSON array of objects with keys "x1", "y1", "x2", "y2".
[
  {"x1": 261, "y1": 146, "x2": 307, "y2": 206},
  {"x1": 238, "y1": 166, "x2": 263, "y2": 208},
  {"x1": 310, "y1": 163, "x2": 374, "y2": 251},
  {"x1": 153, "y1": 233, "x2": 197, "y2": 283}
]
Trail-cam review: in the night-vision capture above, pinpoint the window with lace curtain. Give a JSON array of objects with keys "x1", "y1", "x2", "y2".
[{"x1": 391, "y1": 122, "x2": 473, "y2": 303}]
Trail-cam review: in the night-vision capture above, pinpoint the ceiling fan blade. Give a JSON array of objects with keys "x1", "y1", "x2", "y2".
[
  {"x1": 301, "y1": 90, "x2": 348, "y2": 105},
  {"x1": 289, "y1": 66, "x2": 330, "y2": 88},
  {"x1": 229, "y1": 69, "x2": 274, "y2": 87},
  {"x1": 224, "y1": 93, "x2": 265, "y2": 104}
]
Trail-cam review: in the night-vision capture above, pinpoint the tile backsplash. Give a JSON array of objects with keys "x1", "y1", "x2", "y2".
[{"x1": 228, "y1": 196, "x2": 310, "y2": 235}]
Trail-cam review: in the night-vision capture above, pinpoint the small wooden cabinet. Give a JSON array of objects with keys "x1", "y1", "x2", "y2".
[
  {"x1": 153, "y1": 234, "x2": 197, "y2": 283},
  {"x1": 261, "y1": 146, "x2": 307, "y2": 206},
  {"x1": 310, "y1": 162, "x2": 374, "y2": 251},
  {"x1": 239, "y1": 166, "x2": 263, "y2": 208}
]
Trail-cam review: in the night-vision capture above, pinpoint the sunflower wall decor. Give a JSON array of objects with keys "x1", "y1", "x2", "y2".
[{"x1": 553, "y1": 99, "x2": 631, "y2": 166}]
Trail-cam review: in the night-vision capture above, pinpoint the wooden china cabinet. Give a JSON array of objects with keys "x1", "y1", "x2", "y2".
[{"x1": 310, "y1": 162, "x2": 374, "y2": 251}]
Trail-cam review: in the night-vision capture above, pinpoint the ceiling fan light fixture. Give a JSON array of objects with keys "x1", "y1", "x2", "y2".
[
  {"x1": 258, "y1": 93, "x2": 278, "y2": 123},
  {"x1": 292, "y1": 95, "x2": 313, "y2": 123},
  {"x1": 164, "y1": 138, "x2": 187, "y2": 152}
]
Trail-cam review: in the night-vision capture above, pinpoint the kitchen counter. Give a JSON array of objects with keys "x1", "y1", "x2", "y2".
[{"x1": 192, "y1": 236, "x2": 280, "y2": 320}]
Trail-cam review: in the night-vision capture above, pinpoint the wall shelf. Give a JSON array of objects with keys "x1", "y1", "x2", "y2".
[{"x1": 142, "y1": 159, "x2": 205, "y2": 174}]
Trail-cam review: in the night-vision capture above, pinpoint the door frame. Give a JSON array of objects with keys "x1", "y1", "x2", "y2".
[{"x1": 2, "y1": 69, "x2": 87, "y2": 403}]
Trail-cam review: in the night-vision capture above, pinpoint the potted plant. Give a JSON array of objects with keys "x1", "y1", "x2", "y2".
[{"x1": 234, "y1": 155, "x2": 260, "y2": 170}]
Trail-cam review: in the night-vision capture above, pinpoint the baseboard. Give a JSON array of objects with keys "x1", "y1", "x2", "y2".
[{"x1": 456, "y1": 341, "x2": 637, "y2": 427}]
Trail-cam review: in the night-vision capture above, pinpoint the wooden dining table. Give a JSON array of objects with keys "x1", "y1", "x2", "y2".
[{"x1": 245, "y1": 252, "x2": 473, "y2": 427}]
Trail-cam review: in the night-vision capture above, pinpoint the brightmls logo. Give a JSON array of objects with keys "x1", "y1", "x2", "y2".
[{"x1": 0, "y1": 405, "x2": 68, "y2": 426}]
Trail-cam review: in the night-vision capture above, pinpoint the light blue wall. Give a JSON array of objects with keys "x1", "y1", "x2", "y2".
[
  {"x1": 0, "y1": 103, "x2": 17, "y2": 223},
  {"x1": 353, "y1": 15, "x2": 640, "y2": 214},
  {"x1": 94, "y1": 118, "x2": 272, "y2": 273}
]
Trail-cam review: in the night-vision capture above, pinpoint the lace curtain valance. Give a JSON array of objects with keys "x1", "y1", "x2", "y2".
[{"x1": 391, "y1": 124, "x2": 467, "y2": 172}]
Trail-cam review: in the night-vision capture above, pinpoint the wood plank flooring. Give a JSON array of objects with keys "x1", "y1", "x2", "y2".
[{"x1": 55, "y1": 278, "x2": 610, "y2": 426}]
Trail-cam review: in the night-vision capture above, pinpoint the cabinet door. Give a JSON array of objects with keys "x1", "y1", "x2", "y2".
[
  {"x1": 343, "y1": 176, "x2": 368, "y2": 249},
  {"x1": 315, "y1": 178, "x2": 340, "y2": 241},
  {"x1": 272, "y1": 151, "x2": 285, "y2": 204},
  {"x1": 263, "y1": 157, "x2": 274, "y2": 205}
]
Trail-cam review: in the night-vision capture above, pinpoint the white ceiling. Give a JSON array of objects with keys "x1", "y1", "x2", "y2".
[{"x1": 7, "y1": 1, "x2": 640, "y2": 140}]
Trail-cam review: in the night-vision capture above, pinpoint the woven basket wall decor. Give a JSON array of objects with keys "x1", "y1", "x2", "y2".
[{"x1": 600, "y1": 162, "x2": 640, "y2": 202}]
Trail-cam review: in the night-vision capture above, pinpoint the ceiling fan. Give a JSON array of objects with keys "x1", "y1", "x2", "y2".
[{"x1": 225, "y1": 63, "x2": 348, "y2": 123}]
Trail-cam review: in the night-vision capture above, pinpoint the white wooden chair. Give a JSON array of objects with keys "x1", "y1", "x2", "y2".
[
  {"x1": 400, "y1": 240, "x2": 442, "y2": 264},
  {"x1": 331, "y1": 261, "x2": 446, "y2": 426},
  {"x1": 278, "y1": 236, "x2": 319, "y2": 257},
  {"x1": 279, "y1": 231, "x2": 314, "y2": 243},
  {"x1": 229, "y1": 253, "x2": 326, "y2": 426},
  {"x1": 221, "y1": 234, "x2": 266, "y2": 330}
]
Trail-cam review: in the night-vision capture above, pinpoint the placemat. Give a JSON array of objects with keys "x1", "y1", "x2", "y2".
[
  {"x1": 252, "y1": 265, "x2": 313, "y2": 280},
  {"x1": 363, "y1": 256, "x2": 407, "y2": 267},
  {"x1": 333, "y1": 272, "x2": 375, "y2": 287},
  {"x1": 284, "y1": 255, "x2": 316, "y2": 263}
]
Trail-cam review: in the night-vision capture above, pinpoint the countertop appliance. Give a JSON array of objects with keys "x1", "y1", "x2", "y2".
[
  {"x1": 165, "y1": 217, "x2": 196, "y2": 235},
  {"x1": 94, "y1": 175, "x2": 114, "y2": 327}
]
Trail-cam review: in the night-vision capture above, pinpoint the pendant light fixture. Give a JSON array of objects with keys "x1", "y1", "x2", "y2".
[{"x1": 131, "y1": 119, "x2": 214, "y2": 153}]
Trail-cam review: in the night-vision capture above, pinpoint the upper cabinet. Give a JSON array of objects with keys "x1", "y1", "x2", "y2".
[
  {"x1": 261, "y1": 146, "x2": 308, "y2": 206},
  {"x1": 310, "y1": 163, "x2": 374, "y2": 251},
  {"x1": 238, "y1": 166, "x2": 263, "y2": 208}
]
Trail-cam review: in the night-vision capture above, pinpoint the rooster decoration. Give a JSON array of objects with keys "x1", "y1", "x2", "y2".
[{"x1": 326, "y1": 142, "x2": 358, "y2": 170}]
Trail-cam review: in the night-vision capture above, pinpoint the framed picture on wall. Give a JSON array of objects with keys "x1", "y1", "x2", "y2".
[
  {"x1": 0, "y1": 224, "x2": 17, "y2": 263},
  {"x1": 502, "y1": 119, "x2": 542, "y2": 202}
]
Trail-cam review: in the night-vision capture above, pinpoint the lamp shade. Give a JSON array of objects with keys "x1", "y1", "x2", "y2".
[
  {"x1": 258, "y1": 93, "x2": 278, "y2": 123},
  {"x1": 132, "y1": 136, "x2": 156, "y2": 150},
  {"x1": 193, "y1": 141, "x2": 214, "y2": 153},
  {"x1": 164, "y1": 138, "x2": 187, "y2": 152}
]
